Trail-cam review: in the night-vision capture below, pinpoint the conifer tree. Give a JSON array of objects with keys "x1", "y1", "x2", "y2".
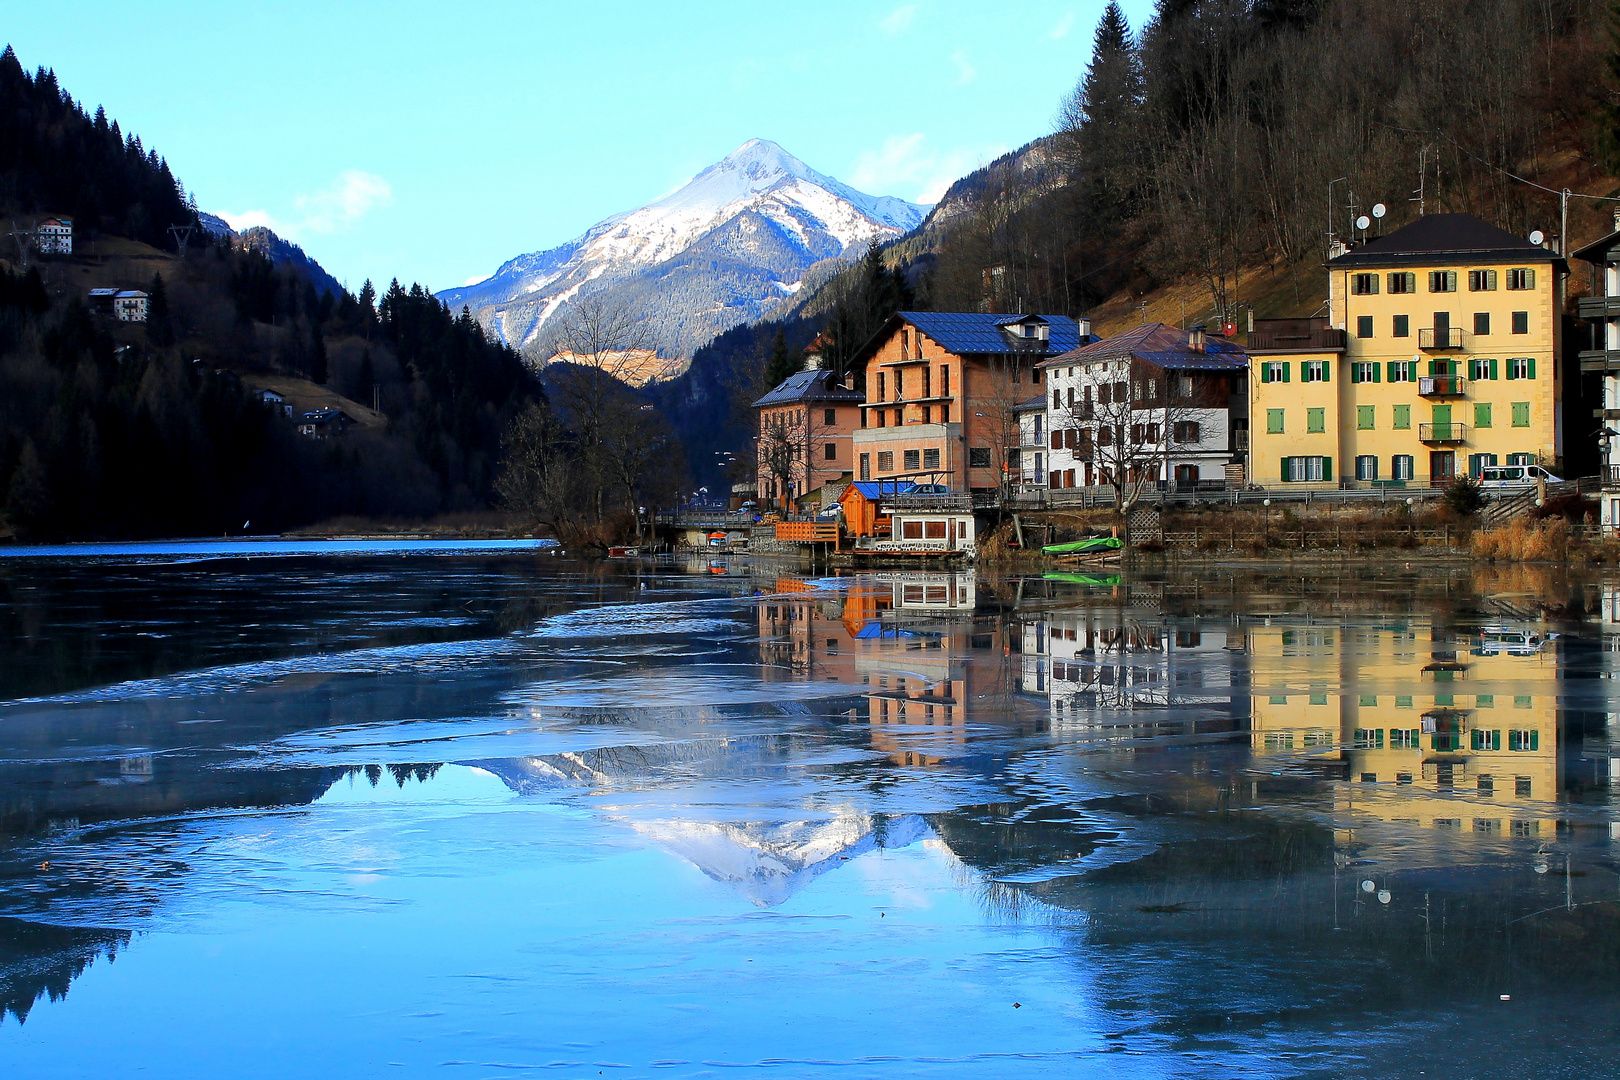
[
  {"x1": 310, "y1": 327, "x2": 328, "y2": 385},
  {"x1": 146, "y1": 272, "x2": 172, "y2": 346},
  {"x1": 761, "y1": 327, "x2": 799, "y2": 389}
]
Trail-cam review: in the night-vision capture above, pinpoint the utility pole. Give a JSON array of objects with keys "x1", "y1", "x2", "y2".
[
  {"x1": 1327, "y1": 177, "x2": 1348, "y2": 253},
  {"x1": 5, "y1": 228, "x2": 33, "y2": 270},
  {"x1": 167, "y1": 223, "x2": 195, "y2": 261}
]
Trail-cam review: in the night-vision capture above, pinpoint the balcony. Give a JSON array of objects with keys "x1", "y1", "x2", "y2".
[
  {"x1": 1246, "y1": 326, "x2": 1347, "y2": 353},
  {"x1": 1419, "y1": 422, "x2": 1468, "y2": 444},
  {"x1": 1608, "y1": 464, "x2": 1620, "y2": 489},
  {"x1": 1577, "y1": 295, "x2": 1620, "y2": 319},
  {"x1": 1418, "y1": 375, "x2": 1467, "y2": 397},
  {"x1": 1419, "y1": 327, "x2": 1464, "y2": 350}
]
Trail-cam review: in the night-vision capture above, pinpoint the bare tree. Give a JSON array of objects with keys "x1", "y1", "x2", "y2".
[
  {"x1": 1051, "y1": 360, "x2": 1199, "y2": 512},
  {"x1": 755, "y1": 403, "x2": 841, "y2": 512}
]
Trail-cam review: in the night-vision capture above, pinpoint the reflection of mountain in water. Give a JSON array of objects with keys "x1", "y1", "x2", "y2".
[
  {"x1": 631, "y1": 815, "x2": 932, "y2": 907},
  {"x1": 0, "y1": 917, "x2": 130, "y2": 1026}
]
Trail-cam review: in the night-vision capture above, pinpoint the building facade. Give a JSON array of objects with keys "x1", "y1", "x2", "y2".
[
  {"x1": 1573, "y1": 216, "x2": 1620, "y2": 531},
  {"x1": 1251, "y1": 214, "x2": 1564, "y2": 489},
  {"x1": 34, "y1": 217, "x2": 72, "y2": 255},
  {"x1": 850, "y1": 312, "x2": 1089, "y2": 492},
  {"x1": 1037, "y1": 323, "x2": 1249, "y2": 491},
  {"x1": 753, "y1": 367, "x2": 864, "y2": 509}
]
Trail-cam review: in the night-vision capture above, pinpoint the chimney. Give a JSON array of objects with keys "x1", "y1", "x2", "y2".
[
  {"x1": 1076, "y1": 318, "x2": 1092, "y2": 340},
  {"x1": 1188, "y1": 325, "x2": 1206, "y2": 352}
]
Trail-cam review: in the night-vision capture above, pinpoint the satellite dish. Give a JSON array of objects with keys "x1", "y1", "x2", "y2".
[
  {"x1": 1372, "y1": 203, "x2": 1387, "y2": 219},
  {"x1": 1360, "y1": 880, "x2": 1376, "y2": 893},
  {"x1": 1529, "y1": 230, "x2": 1545, "y2": 246},
  {"x1": 1356, "y1": 215, "x2": 1371, "y2": 231}
]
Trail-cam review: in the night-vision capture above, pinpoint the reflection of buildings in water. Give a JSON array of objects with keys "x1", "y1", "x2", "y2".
[
  {"x1": 755, "y1": 572, "x2": 1013, "y2": 767},
  {"x1": 1019, "y1": 609, "x2": 1241, "y2": 741},
  {"x1": 1247, "y1": 620, "x2": 1561, "y2": 837}
]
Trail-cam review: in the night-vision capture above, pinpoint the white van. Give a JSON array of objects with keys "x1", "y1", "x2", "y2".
[{"x1": 1477, "y1": 463, "x2": 1561, "y2": 490}]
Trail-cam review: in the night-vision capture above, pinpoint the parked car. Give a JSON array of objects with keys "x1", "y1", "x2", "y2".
[
  {"x1": 1477, "y1": 464, "x2": 1561, "y2": 490},
  {"x1": 909, "y1": 484, "x2": 953, "y2": 495}
]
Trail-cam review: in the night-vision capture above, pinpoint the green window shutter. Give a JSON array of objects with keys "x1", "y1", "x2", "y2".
[
  {"x1": 1322, "y1": 457, "x2": 1332, "y2": 481},
  {"x1": 1282, "y1": 362, "x2": 1291, "y2": 383},
  {"x1": 1386, "y1": 360, "x2": 1397, "y2": 381},
  {"x1": 1505, "y1": 360, "x2": 1516, "y2": 381},
  {"x1": 1527, "y1": 357, "x2": 1536, "y2": 379},
  {"x1": 1447, "y1": 271, "x2": 1457, "y2": 291},
  {"x1": 1261, "y1": 363, "x2": 1270, "y2": 384},
  {"x1": 1512, "y1": 401, "x2": 1530, "y2": 427},
  {"x1": 1282, "y1": 457, "x2": 1290, "y2": 481},
  {"x1": 1530, "y1": 731, "x2": 1538, "y2": 751},
  {"x1": 1526, "y1": 268, "x2": 1535, "y2": 290},
  {"x1": 1489, "y1": 358, "x2": 1498, "y2": 380},
  {"x1": 1492, "y1": 730, "x2": 1501, "y2": 751},
  {"x1": 1372, "y1": 363, "x2": 1380, "y2": 383},
  {"x1": 1322, "y1": 360, "x2": 1330, "y2": 382},
  {"x1": 1350, "y1": 364, "x2": 1361, "y2": 384},
  {"x1": 1475, "y1": 402, "x2": 1491, "y2": 428}
]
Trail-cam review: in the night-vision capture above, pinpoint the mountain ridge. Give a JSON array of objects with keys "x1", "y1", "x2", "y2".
[{"x1": 436, "y1": 139, "x2": 928, "y2": 363}]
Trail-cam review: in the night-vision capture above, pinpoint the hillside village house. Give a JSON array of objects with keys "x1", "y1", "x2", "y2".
[
  {"x1": 851, "y1": 312, "x2": 1088, "y2": 493},
  {"x1": 112, "y1": 290, "x2": 149, "y2": 322},
  {"x1": 1573, "y1": 214, "x2": 1620, "y2": 532},
  {"x1": 753, "y1": 367, "x2": 864, "y2": 509},
  {"x1": 1250, "y1": 213, "x2": 1563, "y2": 489},
  {"x1": 1036, "y1": 322, "x2": 1250, "y2": 491},
  {"x1": 34, "y1": 216, "x2": 71, "y2": 254}
]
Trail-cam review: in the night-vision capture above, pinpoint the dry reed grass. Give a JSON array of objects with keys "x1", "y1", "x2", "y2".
[{"x1": 1470, "y1": 517, "x2": 1570, "y2": 562}]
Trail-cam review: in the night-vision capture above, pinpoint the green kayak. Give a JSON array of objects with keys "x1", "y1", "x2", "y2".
[
  {"x1": 1042, "y1": 536, "x2": 1124, "y2": 556},
  {"x1": 1044, "y1": 572, "x2": 1123, "y2": 586}
]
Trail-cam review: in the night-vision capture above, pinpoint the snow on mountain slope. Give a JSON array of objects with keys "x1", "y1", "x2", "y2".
[{"x1": 437, "y1": 139, "x2": 929, "y2": 365}]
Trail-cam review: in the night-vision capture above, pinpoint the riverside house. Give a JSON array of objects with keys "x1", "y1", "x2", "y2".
[
  {"x1": 850, "y1": 312, "x2": 1089, "y2": 493},
  {"x1": 1250, "y1": 213, "x2": 1564, "y2": 489},
  {"x1": 1573, "y1": 214, "x2": 1620, "y2": 532},
  {"x1": 753, "y1": 367, "x2": 864, "y2": 510}
]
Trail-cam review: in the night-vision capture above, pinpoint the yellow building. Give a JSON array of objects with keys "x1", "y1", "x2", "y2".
[
  {"x1": 1248, "y1": 618, "x2": 1560, "y2": 840},
  {"x1": 1251, "y1": 214, "x2": 1565, "y2": 488}
]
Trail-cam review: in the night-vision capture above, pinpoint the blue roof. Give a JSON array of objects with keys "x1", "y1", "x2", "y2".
[
  {"x1": 753, "y1": 368, "x2": 865, "y2": 408},
  {"x1": 891, "y1": 312, "x2": 1090, "y2": 358},
  {"x1": 845, "y1": 481, "x2": 916, "y2": 499}
]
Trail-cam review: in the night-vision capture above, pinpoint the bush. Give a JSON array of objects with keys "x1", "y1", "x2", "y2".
[{"x1": 1443, "y1": 475, "x2": 1485, "y2": 517}]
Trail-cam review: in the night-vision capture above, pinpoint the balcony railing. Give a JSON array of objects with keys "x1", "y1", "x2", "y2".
[
  {"x1": 1233, "y1": 430, "x2": 1249, "y2": 451},
  {"x1": 1418, "y1": 375, "x2": 1467, "y2": 397},
  {"x1": 1577, "y1": 295, "x2": 1620, "y2": 319},
  {"x1": 1419, "y1": 327, "x2": 1464, "y2": 350},
  {"x1": 1607, "y1": 464, "x2": 1620, "y2": 488},
  {"x1": 1419, "y1": 422, "x2": 1468, "y2": 443},
  {"x1": 1246, "y1": 327, "x2": 1347, "y2": 352}
]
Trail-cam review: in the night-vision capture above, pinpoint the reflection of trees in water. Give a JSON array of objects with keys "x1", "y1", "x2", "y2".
[
  {"x1": 339, "y1": 764, "x2": 444, "y2": 788},
  {"x1": 0, "y1": 917, "x2": 131, "y2": 1027}
]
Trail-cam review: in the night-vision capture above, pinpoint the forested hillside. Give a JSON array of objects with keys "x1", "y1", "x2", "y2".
[{"x1": 0, "y1": 48, "x2": 539, "y2": 540}]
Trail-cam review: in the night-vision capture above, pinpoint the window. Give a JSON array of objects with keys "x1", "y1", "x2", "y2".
[
  {"x1": 968, "y1": 447, "x2": 992, "y2": 468},
  {"x1": 1173, "y1": 421, "x2": 1200, "y2": 443},
  {"x1": 1357, "y1": 405, "x2": 1375, "y2": 430},
  {"x1": 1303, "y1": 360, "x2": 1330, "y2": 382},
  {"x1": 921, "y1": 406, "x2": 931, "y2": 423},
  {"x1": 1469, "y1": 269, "x2": 1498, "y2": 291},
  {"x1": 859, "y1": 454, "x2": 870, "y2": 480},
  {"x1": 1506, "y1": 357, "x2": 1534, "y2": 380},
  {"x1": 1511, "y1": 311, "x2": 1529, "y2": 334},
  {"x1": 1391, "y1": 729, "x2": 1420, "y2": 749},
  {"x1": 877, "y1": 372, "x2": 885, "y2": 400},
  {"x1": 824, "y1": 408, "x2": 837, "y2": 425},
  {"x1": 1509, "y1": 729, "x2": 1538, "y2": 752},
  {"x1": 940, "y1": 402, "x2": 950, "y2": 423},
  {"x1": 1356, "y1": 454, "x2": 1378, "y2": 480},
  {"x1": 824, "y1": 442, "x2": 837, "y2": 460},
  {"x1": 1471, "y1": 357, "x2": 1497, "y2": 380},
  {"x1": 1146, "y1": 379, "x2": 1158, "y2": 400},
  {"x1": 1388, "y1": 272, "x2": 1416, "y2": 294},
  {"x1": 1392, "y1": 405, "x2": 1411, "y2": 430},
  {"x1": 1352, "y1": 273, "x2": 1380, "y2": 294},
  {"x1": 1474, "y1": 403, "x2": 1492, "y2": 429},
  {"x1": 1261, "y1": 361, "x2": 1289, "y2": 383},
  {"x1": 1429, "y1": 270, "x2": 1457, "y2": 293},
  {"x1": 1387, "y1": 360, "x2": 1414, "y2": 382},
  {"x1": 1511, "y1": 401, "x2": 1530, "y2": 427},
  {"x1": 1506, "y1": 267, "x2": 1536, "y2": 291},
  {"x1": 1307, "y1": 407, "x2": 1325, "y2": 433},
  {"x1": 1395, "y1": 693, "x2": 1413, "y2": 708},
  {"x1": 1053, "y1": 388, "x2": 1061, "y2": 409},
  {"x1": 1473, "y1": 312, "x2": 1490, "y2": 336},
  {"x1": 939, "y1": 366, "x2": 949, "y2": 396},
  {"x1": 876, "y1": 451, "x2": 894, "y2": 473},
  {"x1": 895, "y1": 371, "x2": 904, "y2": 398},
  {"x1": 1177, "y1": 376, "x2": 1193, "y2": 399},
  {"x1": 1469, "y1": 452, "x2": 1498, "y2": 476},
  {"x1": 1471, "y1": 729, "x2": 1502, "y2": 751},
  {"x1": 1267, "y1": 408, "x2": 1285, "y2": 434},
  {"x1": 1284, "y1": 456, "x2": 1331, "y2": 481},
  {"x1": 875, "y1": 409, "x2": 885, "y2": 428},
  {"x1": 1514, "y1": 695, "x2": 1532, "y2": 709},
  {"x1": 1477, "y1": 694, "x2": 1494, "y2": 707},
  {"x1": 1393, "y1": 314, "x2": 1410, "y2": 337},
  {"x1": 1507, "y1": 452, "x2": 1534, "y2": 466},
  {"x1": 1131, "y1": 380, "x2": 1141, "y2": 401},
  {"x1": 901, "y1": 520, "x2": 923, "y2": 539},
  {"x1": 1050, "y1": 430, "x2": 1062, "y2": 450},
  {"x1": 921, "y1": 368, "x2": 931, "y2": 398},
  {"x1": 1354, "y1": 728, "x2": 1385, "y2": 749},
  {"x1": 922, "y1": 447, "x2": 940, "y2": 469},
  {"x1": 1351, "y1": 361, "x2": 1379, "y2": 383},
  {"x1": 903, "y1": 449, "x2": 920, "y2": 471},
  {"x1": 1393, "y1": 454, "x2": 1414, "y2": 480}
]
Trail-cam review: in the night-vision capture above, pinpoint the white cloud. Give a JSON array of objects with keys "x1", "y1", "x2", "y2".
[
  {"x1": 220, "y1": 169, "x2": 393, "y2": 240},
  {"x1": 850, "y1": 133, "x2": 1007, "y2": 205},
  {"x1": 880, "y1": 4, "x2": 918, "y2": 35},
  {"x1": 950, "y1": 50, "x2": 976, "y2": 85},
  {"x1": 1049, "y1": 11, "x2": 1076, "y2": 39}
]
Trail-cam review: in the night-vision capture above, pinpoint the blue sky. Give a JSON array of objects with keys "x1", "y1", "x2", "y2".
[{"x1": 6, "y1": 1, "x2": 1155, "y2": 293}]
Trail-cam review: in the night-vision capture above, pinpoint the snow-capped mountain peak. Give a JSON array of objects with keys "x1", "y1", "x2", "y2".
[{"x1": 437, "y1": 140, "x2": 929, "y2": 365}]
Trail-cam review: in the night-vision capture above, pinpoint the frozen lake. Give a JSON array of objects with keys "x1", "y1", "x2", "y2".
[{"x1": 1, "y1": 550, "x2": 1617, "y2": 1077}]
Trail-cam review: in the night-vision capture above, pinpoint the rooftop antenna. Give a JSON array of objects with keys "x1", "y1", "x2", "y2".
[
  {"x1": 1372, "y1": 202, "x2": 1387, "y2": 237},
  {"x1": 167, "y1": 223, "x2": 195, "y2": 261},
  {"x1": 1327, "y1": 177, "x2": 1349, "y2": 248}
]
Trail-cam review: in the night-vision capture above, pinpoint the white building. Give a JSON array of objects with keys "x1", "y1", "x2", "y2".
[
  {"x1": 34, "y1": 217, "x2": 72, "y2": 255},
  {"x1": 113, "y1": 290, "x2": 149, "y2": 322},
  {"x1": 1573, "y1": 218, "x2": 1620, "y2": 533},
  {"x1": 1013, "y1": 395, "x2": 1047, "y2": 490},
  {"x1": 1035, "y1": 322, "x2": 1249, "y2": 492}
]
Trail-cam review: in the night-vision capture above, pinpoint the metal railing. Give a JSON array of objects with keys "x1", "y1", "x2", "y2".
[
  {"x1": 1419, "y1": 422, "x2": 1468, "y2": 443},
  {"x1": 1418, "y1": 375, "x2": 1466, "y2": 397},
  {"x1": 1419, "y1": 327, "x2": 1464, "y2": 350},
  {"x1": 1246, "y1": 327, "x2": 1346, "y2": 351}
]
